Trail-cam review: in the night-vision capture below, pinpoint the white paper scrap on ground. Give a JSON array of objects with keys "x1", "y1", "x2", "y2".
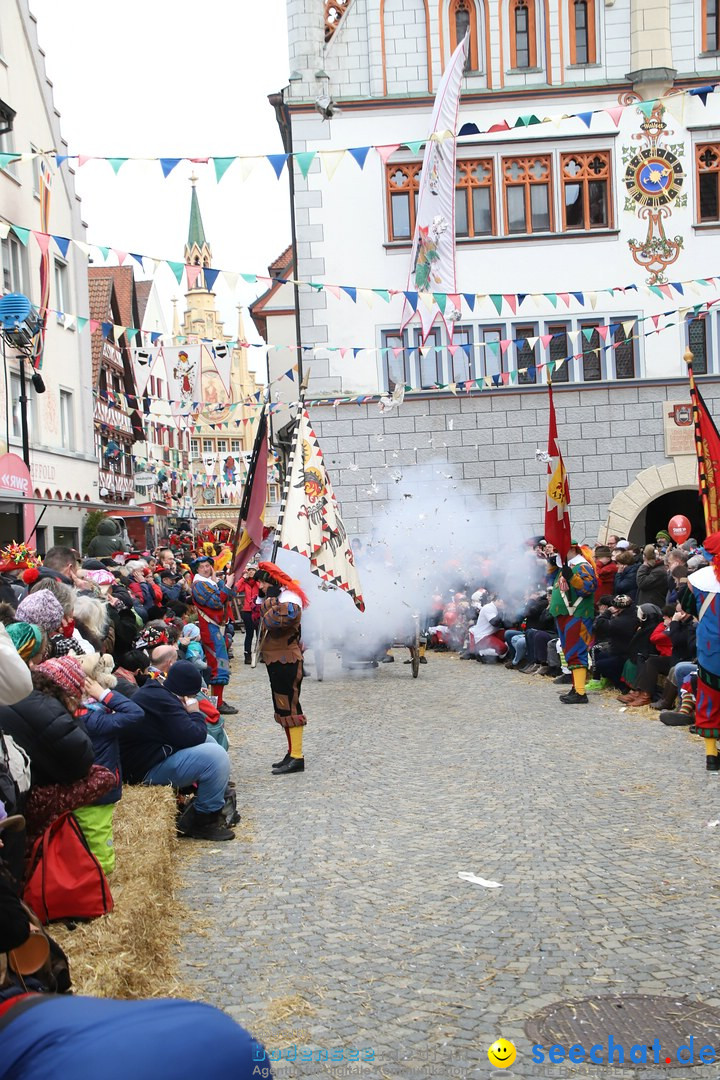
[{"x1": 458, "y1": 872, "x2": 503, "y2": 888}]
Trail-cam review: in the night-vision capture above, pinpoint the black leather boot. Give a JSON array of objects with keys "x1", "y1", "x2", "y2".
[
  {"x1": 177, "y1": 805, "x2": 235, "y2": 841},
  {"x1": 707, "y1": 755, "x2": 720, "y2": 771},
  {"x1": 272, "y1": 757, "x2": 305, "y2": 775},
  {"x1": 272, "y1": 752, "x2": 291, "y2": 769}
]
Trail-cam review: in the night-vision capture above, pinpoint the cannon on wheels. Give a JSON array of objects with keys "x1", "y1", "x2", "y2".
[{"x1": 391, "y1": 613, "x2": 422, "y2": 678}]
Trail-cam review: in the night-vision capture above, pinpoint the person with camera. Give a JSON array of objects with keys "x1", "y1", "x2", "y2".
[
  {"x1": 255, "y1": 562, "x2": 309, "y2": 776},
  {"x1": 120, "y1": 660, "x2": 234, "y2": 841},
  {"x1": 636, "y1": 544, "x2": 670, "y2": 609}
]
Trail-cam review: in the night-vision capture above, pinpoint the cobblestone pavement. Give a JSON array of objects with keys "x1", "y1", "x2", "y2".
[{"x1": 180, "y1": 652, "x2": 720, "y2": 1079}]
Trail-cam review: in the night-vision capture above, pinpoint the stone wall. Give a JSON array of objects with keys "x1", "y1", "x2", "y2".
[{"x1": 308, "y1": 379, "x2": 720, "y2": 542}]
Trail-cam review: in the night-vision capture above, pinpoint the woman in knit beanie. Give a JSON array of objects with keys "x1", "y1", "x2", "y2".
[{"x1": 15, "y1": 591, "x2": 63, "y2": 636}]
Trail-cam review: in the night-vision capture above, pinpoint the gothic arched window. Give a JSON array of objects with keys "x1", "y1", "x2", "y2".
[
  {"x1": 450, "y1": 0, "x2": 480, "y2": 70},
  {"x1": 510, "y1": 0, "x2": 537, "y2": 68},
  {"x1": 570, "y1": 0, "x2": 596, "y2": 64}
]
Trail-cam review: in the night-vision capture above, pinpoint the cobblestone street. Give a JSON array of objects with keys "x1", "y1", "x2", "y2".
[{"x1": 180, "y1": 652, "x2": 720, "y2": 1079}]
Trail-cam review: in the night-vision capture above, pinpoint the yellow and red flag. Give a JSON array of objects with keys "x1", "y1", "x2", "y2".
[
  {"x1": 687, "y1": 350, "x2": 720, "y2": 535},
  {"x1": 232, "y1": 408, "x2": 268, "y2": 577},
  {"x1": 544, "y1": 381, "x2": 572, "y2": 560}
]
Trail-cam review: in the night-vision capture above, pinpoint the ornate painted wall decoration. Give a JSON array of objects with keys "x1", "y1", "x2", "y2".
[{"x1": 621, "y1": 95, "x2": 686, "y2": 285}]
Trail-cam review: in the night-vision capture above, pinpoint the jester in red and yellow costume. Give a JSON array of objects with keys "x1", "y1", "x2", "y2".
[
  {"x1": 255, "y1": 561, "x2": 309, "y2": 776},
  {"x1": 685, "y1": 532, "x2": 720, "y2": 770}
]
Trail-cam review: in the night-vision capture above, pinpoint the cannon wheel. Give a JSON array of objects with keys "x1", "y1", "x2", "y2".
[{"x1": 411, "y1": 646, "x2": 420, "y2": 678}]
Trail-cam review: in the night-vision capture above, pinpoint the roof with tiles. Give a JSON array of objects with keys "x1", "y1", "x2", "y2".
[{"x1": 87, "y1": 272, "x2": 114, "y2": 386}]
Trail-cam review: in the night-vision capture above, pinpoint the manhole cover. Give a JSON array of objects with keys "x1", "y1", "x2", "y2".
[{"x1": 525, "y1": 995, "x2": 720, "y2": 1068}]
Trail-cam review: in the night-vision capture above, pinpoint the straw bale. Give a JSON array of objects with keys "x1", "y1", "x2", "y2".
[{"x1": 52, "y1": 785, "x2": 190, "y2": 999}]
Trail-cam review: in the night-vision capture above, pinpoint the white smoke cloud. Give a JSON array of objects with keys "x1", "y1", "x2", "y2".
[{"x1": 273, "y1": 460, "x2": 544, "y2": 675}]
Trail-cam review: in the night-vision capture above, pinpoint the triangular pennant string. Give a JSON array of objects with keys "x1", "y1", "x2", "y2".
[{"x1": 213, "y1": 157, "x2": 235, "y2": 183}]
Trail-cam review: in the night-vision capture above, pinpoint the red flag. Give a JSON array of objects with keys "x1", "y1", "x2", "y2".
[
  {"x1": 687, "y1": 351, "x2": 720, "y2": 535},
  {"x1": 231, "y1": 408, "x2": 268, "y2": 577},
  {"x1": 544, "y1": 381, "x2": 572, "y2": 560}
]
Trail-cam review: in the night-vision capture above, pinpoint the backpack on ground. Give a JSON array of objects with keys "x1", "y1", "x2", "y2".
[{"x1": 23, "y1": 811, "x2": 113, "y2": 924}]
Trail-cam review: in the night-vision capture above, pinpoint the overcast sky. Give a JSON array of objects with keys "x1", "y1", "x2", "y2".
[{"x1": 29, "y1": 0, "x2": 292, "y2": 362}]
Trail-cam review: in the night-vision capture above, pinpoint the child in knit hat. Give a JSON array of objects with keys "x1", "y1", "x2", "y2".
[{"x1": 5, "y1": 622, "x2": 46, "y2": 667}]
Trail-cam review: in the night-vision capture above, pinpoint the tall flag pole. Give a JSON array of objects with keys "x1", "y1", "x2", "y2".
[
  {"x1": 278, "y1": 409, "x2": 364, "y2": 610},
  {"x1": 32, "y1": 156, "x2": 53, "y2": 371},
  {"x1": 231, "y1": 406, "x2": 269, "y2": 577},
  {"x1": 544, "y1": 378, "x2": 572, "y2": 560},
  {"x1": 399, "y1": 34, "x2": 468, "y2": 345},
  {"x1": 685, "y1": 346, "x2": 720, "y2": 536}
]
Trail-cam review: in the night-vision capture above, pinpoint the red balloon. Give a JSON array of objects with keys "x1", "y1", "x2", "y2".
[{"x1": 668, "y1": 515, "x2": 691, "y2": 543}]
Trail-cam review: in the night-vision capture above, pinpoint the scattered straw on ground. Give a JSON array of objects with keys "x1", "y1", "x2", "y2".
[
  {"x1": 52, "y1": 785, "x2": 192, "y2": 999},
  {"x1": 265, "y1": 993, "x2": 317, "y2": 1023}
]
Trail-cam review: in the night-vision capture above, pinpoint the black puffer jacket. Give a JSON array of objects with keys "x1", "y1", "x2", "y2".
[
  {"x1": 636, "y1": 561, "x2": 670, "y2": 608},
  {"x1": 594, "y1": 607, "x2": 638, "y2": 660},
  {"x1": 0, "y1": 691, "x2": 93, "y2": 786}
]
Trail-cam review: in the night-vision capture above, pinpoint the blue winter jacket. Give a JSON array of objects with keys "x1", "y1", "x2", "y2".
[
  {"x1": 119, "y1": 679, "x2": 208, "y2": 784},
  {"x1": 76, "y1": 690, "x2": 145, "y2": 805}
]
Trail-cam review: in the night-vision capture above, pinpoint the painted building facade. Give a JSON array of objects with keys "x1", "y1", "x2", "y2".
[
  {"x1": 270, "y1": 0, "x2": 720, "y2": 543},
  {"x1": 176, "y1": 181, "x2": 267, "y2": 531},
  {"x1": 0, "y1": 0, "x2": 97, "y2": 553}
]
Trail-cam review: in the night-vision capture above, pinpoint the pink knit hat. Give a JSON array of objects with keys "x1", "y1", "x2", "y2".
[{"x1": 35, "y1": 657, "x2": 85, "y2": 697}]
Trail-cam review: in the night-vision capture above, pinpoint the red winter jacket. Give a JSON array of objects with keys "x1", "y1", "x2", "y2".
[
  {"x1": 594, "y1": 560, "x2": 618, "y2": 606},
  {"x1": 650, "y1": 622, "x2": 673, "y2": 657},
  {"x1": 237, "y1": 578, "x2": 261, "y2": 614}
]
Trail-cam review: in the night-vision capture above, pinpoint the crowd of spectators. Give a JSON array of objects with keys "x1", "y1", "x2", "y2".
[
  {"x1": 426, "y1": 529, "x2": 702, "y2": 727},
  {"x1": 0, "y1": 535, "x2": 247, "y2": 904}
]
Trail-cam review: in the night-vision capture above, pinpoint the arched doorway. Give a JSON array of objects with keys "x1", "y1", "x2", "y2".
[
  {"x1": 602, "y1": 459, "x2": 700, "y2": 544},
  {"x1": 631, "y1": 489, "x2": 705, "y2": 546}
]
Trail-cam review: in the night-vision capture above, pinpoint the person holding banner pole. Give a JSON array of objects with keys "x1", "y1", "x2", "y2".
[{"x1": 255, "y1": 561, "x2": 309, "y2": 776}]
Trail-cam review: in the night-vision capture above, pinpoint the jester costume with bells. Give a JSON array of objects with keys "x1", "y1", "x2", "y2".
[
  {"x1": 191, "y1": 557, "x2": 237, "y2": 713},
  {"x1": 686, "y1": 533, "x2": 720, "y2": 770},
  {"x1": 256, "y1": 561, "x2": 309, "y2": 776},
  {"x1": 548, "y1": 545, "x2": 598, "y2": 704}
]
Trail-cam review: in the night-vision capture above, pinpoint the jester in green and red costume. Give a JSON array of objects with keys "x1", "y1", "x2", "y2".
[{"x1": 548, "y1": 543, "x2": 598, "y2": 705}]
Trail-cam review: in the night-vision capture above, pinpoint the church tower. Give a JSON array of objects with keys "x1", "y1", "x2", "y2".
[{"x1": 179, "y1": 178, "x2": 262, "y2": 532}]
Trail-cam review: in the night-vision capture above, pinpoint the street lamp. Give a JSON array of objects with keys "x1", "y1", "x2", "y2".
[{"x1": 0, "y1": 293, "x2": 46, "y2": 469}]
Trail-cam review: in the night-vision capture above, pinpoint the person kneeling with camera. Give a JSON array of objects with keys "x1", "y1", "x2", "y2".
[{"x1": 119, "y1": 660, "x2": 235, "y2": 841}]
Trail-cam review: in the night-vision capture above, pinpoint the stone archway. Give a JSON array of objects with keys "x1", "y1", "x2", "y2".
[{"x1": 601, "y1": 458, "x2": 699, "y2": 543}]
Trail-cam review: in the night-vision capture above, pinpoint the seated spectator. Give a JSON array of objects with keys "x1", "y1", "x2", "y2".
[
  {"x1": 16, "y1": 589, "x2": 84, "y2": 659},
  {"x1": 148, "y1": 645, "x2": 179, "y2": 680},
  {"x1": 156, "y1": 570, "x2": 189, "y2": 616},
  {"x1": 5, "y1": 621, "x2": 47, "y2": 668},
  {"x1": 593, "y1": 546, "x2": 617, "y2": 607},
  {"x1": 179, "y1": 623, "x2": 207, "y2": 673},
  {"x1": 0, "y1": 622, "x2": 32, "y2": 705},
  {"x1": 73, "y1": 594, "x2": 113, "y2": 655},
  {"x1": 613, "y1": 547, "x2": 641, "y2": 602},
  {"x1": 73, "y1": 658, "x2": 145, "y2": 873},
  {"x1": 125, "y1": 561, "x2": 165, "y2": 621},
  {"x1": 0, "y1": 656, "x2": 116, "y2": 843},
  {"x1": 0, "y1": 658, "x2": 94, "y2": 788},
  {"x1": 514, "y1": 590, "x2": 556, "y2": 674},
  {"x1": 636, "y1": 545, "x2": 670, "y2": 608},
  {"x1": 119, "y1": 661, "x2": 234, "y2": 842},
  {"x1": 623, "y1": 603, "x2": 696, "y2": 708},
  {"x1": 113, "y1": 649, "x2": 152, "y2": 697},
  {"x1": 468, "y1": 595, "x2": 507, "y2": 658},
  {"x1": 589, "y1": 594, "x2": 638, "y2": 689},
  {"x1": 38, "y1": 545, "x2": 92, "y2": 591},
  {"x1": 107, "y1": 584, "x2": 142, "y2": 661},
  {"x1": 619, "y1": 603, "x2": 664, "y2": 699}
]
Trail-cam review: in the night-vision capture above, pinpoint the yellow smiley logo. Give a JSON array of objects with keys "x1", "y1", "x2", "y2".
[{"x1": 488, "y1": 1039, "x2": 517, "y2": 1068}]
